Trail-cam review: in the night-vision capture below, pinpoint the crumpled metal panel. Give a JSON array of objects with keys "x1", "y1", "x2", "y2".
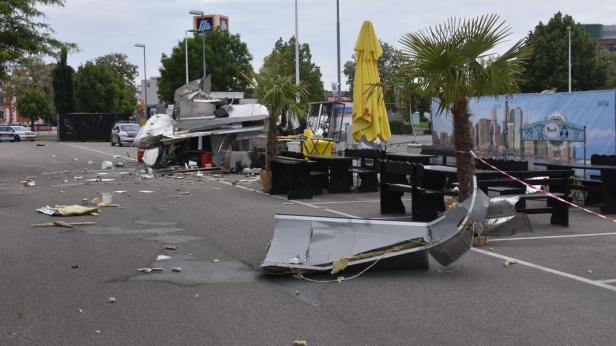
[
  {"x1": 262, "y1": 178, "x2": 490, "y2": 273},
  {"x1": 482, "y1": 196, "x2": 533, "y2": 236},
  {"x1": 428, "y1": 187, "x2": 490, "y2": 267},
  {"x1": 262, "y1": 215, "x2": 430, "y2": 270}
]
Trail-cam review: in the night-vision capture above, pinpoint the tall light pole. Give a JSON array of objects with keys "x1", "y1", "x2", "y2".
[
  {"x1": 294, "y1": 0, "x2": 300, "y2": 102},
  {"x1": 134, "y1": 43, "x2": 148, "y2": 117},
  {"x1": 567, "y1": 26, "x2": 572, "y2": 93},
  {"x1": 184, "y1": 30, "x2": 190, "y2": 84},
  {"x1": 336, "y1": 0, "x2": 341, "y2": 99},
  {"x1": 189, "y1": 10, "x2": 206, "y2": 79}
]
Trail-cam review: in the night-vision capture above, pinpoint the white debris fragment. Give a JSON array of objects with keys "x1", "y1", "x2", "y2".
[
  {"x1": 139, "y1": 190, "x2": 154, "y2": 193},
  {"x1": 504, "y1": 259, "x2": 518, "y2": 267},
  {"x1": 101, "y1": 161, "x2": 113, "y2": 169},
  {"x1": 156, "y1": 255, "x2": 171, "y2": 261}
]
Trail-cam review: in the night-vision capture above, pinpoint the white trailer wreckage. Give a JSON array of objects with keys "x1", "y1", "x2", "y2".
[{"x1": 133, "y1": 77, "x2": 268, "y2": 168}]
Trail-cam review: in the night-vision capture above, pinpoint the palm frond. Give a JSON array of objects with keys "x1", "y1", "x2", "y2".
[{"x1": 399, "y1": 14, "x2": 530, "y2": 114}]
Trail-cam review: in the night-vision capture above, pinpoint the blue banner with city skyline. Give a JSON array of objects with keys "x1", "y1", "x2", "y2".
[{"x1": 431, "y1": 90, "x2": 616, "y2": 161}]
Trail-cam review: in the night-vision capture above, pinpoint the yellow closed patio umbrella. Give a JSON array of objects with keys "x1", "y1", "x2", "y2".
[{"x1": 351, "y1": 20, "x2": 391, "y2": 142}]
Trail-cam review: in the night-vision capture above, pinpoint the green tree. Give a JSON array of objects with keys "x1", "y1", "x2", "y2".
[
  {"x1": 16, "y1": 89, "x2": 53, "y2": 127},
  {"x1": 598, "y1": 47, "x2": 616, "y2": 89},
  {"x1": 521, "y1": 12, "x2": 607, "y2": 92},
  {"x1": 246, "y1": 72, "x2": 309, "y2": 171},
  {"x1": 0, "y1": 0, "x2": 71, "y2": 79},
  {"x1": 158, "y1": 28, "x2": 253, "y2": 103},
  {"x1": 260, "y1": 37, "x2": 324, "y2": 102},
  {"x1": 74, "y1": 61, "x2": 135, "y2": 114},
  {"x1": 6, "y1": 58, "x2": 56, "y2": 116},
  {"x1": 52, "y1": 47, "x2": 75, "y2": 115},
  {"x1": 344, "y1": 41, "x2": 430, "y2": 123},
  {"x1": 401, "y1": 14, "x2": 530, "y2": 200},
  {"x1": 95, "y1": 53, "x2": 138, "y2": 93}
]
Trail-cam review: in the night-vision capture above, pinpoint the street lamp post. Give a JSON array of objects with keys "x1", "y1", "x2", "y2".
[
  {"x1": 294, "y1": 0, "x2": 300, "y2": 102},
  {"x1": 336, "y1": 0, "x2": 341, "y2": 98},
  {"x1": 189, "y1": 10, "x2": 207, "y2": 79},
  {"x1": 134, "y1": 43, "x2": 148, "y2": 117},
  {"x1": 567, "y1": 26, "x2": 572, "y2": 93},
  {"x1": 184, "y1": 30, "x2": 190, "y2": 84}
]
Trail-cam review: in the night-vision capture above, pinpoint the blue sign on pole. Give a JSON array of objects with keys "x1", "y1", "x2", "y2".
[{"x1": 196, "y1": 17, "x2": 213, "y2": 32}]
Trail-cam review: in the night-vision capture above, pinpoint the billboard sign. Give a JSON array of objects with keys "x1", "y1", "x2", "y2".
[{"x1": 431, "y1": 90, "x2": 616, "y2": 161}]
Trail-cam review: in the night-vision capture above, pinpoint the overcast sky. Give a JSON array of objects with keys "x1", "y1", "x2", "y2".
[{"x1": 42, "y1": 0, "x2": 616, "y2": 91}]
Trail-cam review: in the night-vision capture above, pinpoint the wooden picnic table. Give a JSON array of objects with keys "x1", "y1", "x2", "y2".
[
  {"x1": 534, "y1": 160, "x2": 616, "y2": 213},
  {"x1": 307, "y1": 155, "x2": 354, "y2": 193}
]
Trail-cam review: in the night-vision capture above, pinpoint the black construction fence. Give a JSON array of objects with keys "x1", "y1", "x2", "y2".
[{"x1": 58, "y1": 113, "x2": 130, "y2": 142}]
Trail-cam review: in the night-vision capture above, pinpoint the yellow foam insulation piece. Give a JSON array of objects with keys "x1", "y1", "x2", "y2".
[
  {"x1": 330, "y1": 239, "x2": 426, "y2": 274},
  {"x1": 54, "y1": 205, "x2": 99, "y2": 216}
]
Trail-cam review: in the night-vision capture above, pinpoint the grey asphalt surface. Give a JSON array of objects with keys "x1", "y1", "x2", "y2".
[{"x1": 2, "y1": 141, "x2": 616, "y2": 345}]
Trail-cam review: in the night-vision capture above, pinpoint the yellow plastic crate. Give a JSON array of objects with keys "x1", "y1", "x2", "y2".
[{"x1": 302, "y1": 139, "x2": 335, "y2": 156}]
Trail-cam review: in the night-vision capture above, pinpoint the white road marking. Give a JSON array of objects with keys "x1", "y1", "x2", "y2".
[
  {"x1": 210, "y1": 173, "x2": 616, "y2": 293},
  {"x1": 596, "y1": 279, "x2": 616, "y2": 284},
  {"x1": 489, "y1": 232, "x2": 616, "y2": 242},
  {"x1": 472, "y1": 248, "x2": 616, "y2": 293},
  {"x1": 61, "y1": 143, "x2": 136, "y2": 161},
  {"x1": 308, "y1": 198, "x2": 412, "y2": 205},
  {"x1": 206, "y1": 176, "x2": 359, "y2": 219}
]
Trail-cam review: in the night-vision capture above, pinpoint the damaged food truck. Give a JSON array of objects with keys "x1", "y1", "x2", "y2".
[{"x1": 134, "y1": 77, "x2": 268, "y2": 170}]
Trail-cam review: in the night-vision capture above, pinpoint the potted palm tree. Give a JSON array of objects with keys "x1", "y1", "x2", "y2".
[
  {"x1": 400, "y1": 14, "x2": 530, "y2": 200},
  {"x1": 246, "y1": 72, "x2": 309, "y2": 192}
]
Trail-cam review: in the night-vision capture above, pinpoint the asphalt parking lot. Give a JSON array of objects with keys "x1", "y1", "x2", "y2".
[{"x1": 2, "y1": 141, "x2": 616, "y2": 345}]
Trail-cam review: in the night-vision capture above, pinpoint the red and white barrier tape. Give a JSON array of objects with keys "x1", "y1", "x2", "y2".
[{"x1": 468, "y1": 151, "x2": 616, "y2": 224}]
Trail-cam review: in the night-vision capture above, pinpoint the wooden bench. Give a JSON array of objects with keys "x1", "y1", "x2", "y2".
[
  {"x1": 344, "y1": 148, "x2": 384, "y2": 192},
  {"x1": 476, "y1": 170, "x2": 573, "y2": 227},
  {"x1": 379, "y1": 160, "x2": 447, "y2": 221},
  {"x1": 573, "y1": 154, "x2": 616, "y2": 205},
  {"x1": 475, "y1": 158, "x2": 529, "y2": 208},
  {"x1": 278, "y1": 152, "x2": 328, "y2": 195},
  {"x1": 270, "y1": 156, "x2": 319, "y2": 199}
]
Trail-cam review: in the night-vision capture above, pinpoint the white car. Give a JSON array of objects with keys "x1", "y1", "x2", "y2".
[
  {"x1": 111, "y1": 122, "x2": 141, "y2": 147},
  {"x1": 0, "y1": 125, "x2": 37, "y2": 142}
]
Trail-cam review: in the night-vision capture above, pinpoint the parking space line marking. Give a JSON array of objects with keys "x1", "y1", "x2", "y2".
[
  {"x1": 489, "y1": 232, "x2": 616, "y2": 242},
  {"x1": 597, "y1": 279, "x2": 616, "y2": 284},
  {"x1": 206, "y1": 176, "x2": 359, "y2": 219},
  {"x1": 472, "y1": 248, "x2": 616, "y2": 293},
  {"x1": 212, "y1": 178, "x2": 616, "y2": 292},
  {"x1": 61, "y1": 143, "x2": 136, "y2": 161},
  {"x1": 308, "y1": 198, "x2": 412, "y2": 205}
]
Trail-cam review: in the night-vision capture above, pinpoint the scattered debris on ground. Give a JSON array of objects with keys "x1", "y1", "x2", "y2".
[
  {"x1": 163, "y1": 245, "x2": 177, "y2": 250},
  {"x1": 33, "y1": 221, "x2": 96, "y2": 228},
  {"x1": 504, "y1": 259, "x2": 518, "y2": 267},
  {"x1": 137, "y1": 267, "x2": 164, "y2": 273},
  {"x1": 172, "y1": 267, "x2": 182, "y2": 272},
  {"x1": 108, "y1": 297, "x2": 116, "y2": 303},
  {"x1": 37, "y1": 205, "x2": 99, "y2": 216},
  {"x1": 101, "y1": 161, "x2": 113, "y2": 169},
  {"x1": 292, "y1": 340, "x2": 307, "y2": 346},
  {"x1": 156, "y1": 255, "x2": 171, "y2": 260}
]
